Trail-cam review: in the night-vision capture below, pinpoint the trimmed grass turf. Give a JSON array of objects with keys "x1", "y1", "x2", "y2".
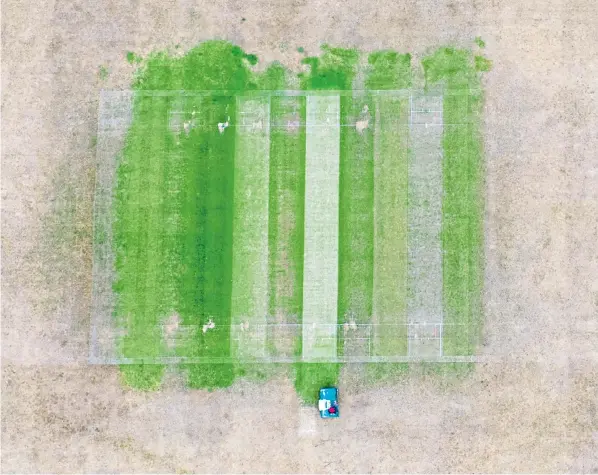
[
  {"x1": 115, "y1": 95, "x2": 171, "y2": 361},
  {"x1": 293, "y1": 46, "x2": 358, "y2": 399},
  {"x1": 368, "y1": 51, "x2": 412, "y2": 357},
  {"x1": 120, "y1": 363, "x2": 164, "y2": 390},
  {"x1": 231, "y1": 96, "x2": 271, "y2": 358},
  {"x1": 422, "y1": 47, "x2": 486, "y2": 355},
  {"x1": 109, "y1": 41, "x2": 486, "y2": 392},
  {"x1": 337, "y1": 93, "x2": 375, "y2": 354},
  {"x1": 294, "y1": 363, "x2": 341, "y2": 404},
  {"x1": 267, "y1": 95, "x2": 306, "y2": 355},
  {"x1": 372, "y1": 95, "x2": 410, "y2": 356},
  {"x1": 115, "y1": 41, "x2": 259, "y2": 387}
]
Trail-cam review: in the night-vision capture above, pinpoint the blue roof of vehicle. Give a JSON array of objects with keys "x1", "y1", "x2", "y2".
[{"x1": 319, "y1": 387, "x2": 337, "y2": 400}]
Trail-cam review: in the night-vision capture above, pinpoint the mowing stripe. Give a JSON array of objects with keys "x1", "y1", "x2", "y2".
[
  {"x1": 231, "y1": 96, "x2": 271, "y2": 359},
  {"x1": 91, "y1": 91, "x2": 133, "y2": 362},
  {"x1": 174, "y1": 95, "x2": 236, "y2": 360},
  {"x1": 372, "y1": 95, "x2": 410, "y2": 356},
  {"x1": 116, "y1": 95, "x2": 170, "y2": 359},
  {"x1": 302, "y1": 95, "x2": 340, "y2": 361},
  {"x1": 421, "y1": 48, "x2": 486, "y2": 356},
  {"x1": 441, "y1": 91, "x2": 484, "y2": 355},
  {"x1": 197, "y1": 97, "x2": 236, "y2": 359},
  {"x1": 267, "y1": 95, "x2": 306, "y2": 357},
  {"x1": 407, "y1": 94, "x2": 444, "y2": 357},
  {"x1": 337, "y1": 93, "x2": 375, "y2": 357}
]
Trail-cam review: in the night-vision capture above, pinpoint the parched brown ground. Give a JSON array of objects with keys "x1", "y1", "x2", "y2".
[{"x1": 2, "y1": 0, "x2": 597, "y2": 472}]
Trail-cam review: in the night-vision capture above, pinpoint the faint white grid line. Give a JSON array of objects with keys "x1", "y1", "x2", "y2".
[
  {"x1": 407, "y1": 90, "x2": 413, "y2": 360},
  {"x1": 439, "y1": 95, "x2": 445, "y2": 358},
  {"x1": 372, "y1": 95, "x2": 380, "y2": 332},
  {"x1": 125, "y1": 123, "x2": 470, "y2": 128},
  {"x1": 94, "y1": 355, "x2": 482, "y2": 364},
  {"x1": 107, "y1": 88, "x2": 480, "y2": 96},
  {"x1": 440, "y1": 315, "x2": 444, "y2": 356}
]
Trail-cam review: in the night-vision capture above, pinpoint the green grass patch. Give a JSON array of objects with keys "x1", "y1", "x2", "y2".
[
  {"x1": 267, "y1": 94, "x2": 306, "y2": 355},
  {"x1": 98, "y1": 65, "x2": 109, "y2": 80},
  {"x1": 294, "y1": 363, "x2": 341, "y2": 404},
  {"x1": 231, "y1": 97, "x2": 271, "y2": 358},
  {"x1": 366, "y1": 51, "x2": 411, "y2": 90},
  {"x1": 422, "y1": 47, "x2": 485, "y2": 355},
  {"x1": 114, "y1": 95, "x2": 171, "y2": 361},
  {"x1": 299, "y1": 44, "x2": 359, "y2": 90},
  {"x1": 115, "y1": 41, "x2": 261, "y2": 389},
  {"x1": 367, "y1": 51, "x2": 411, "y2": 357},
  {"x1": 371, "y1": 96, "x2": 410, "y2": 356},
  {"x1": 120, "y1": 364, "x2": 164, "y2": 390},
  {"x1": 475, "y1": 55, "x2": 492, "y2": 72},
  {"x1": 185, "y1": 364, "x2": 235, "y2": 389},
  {"x1": 365, "y1": 363, "x2": 410, "y2": 384},
  {"x1": 337, "y1": 94, "x2": 375, "y2": 348}
]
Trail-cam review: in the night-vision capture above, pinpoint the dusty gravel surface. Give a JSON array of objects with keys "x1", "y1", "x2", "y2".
[{"x1": 2, "y1": 0, "x2": 598, "y2": 472}]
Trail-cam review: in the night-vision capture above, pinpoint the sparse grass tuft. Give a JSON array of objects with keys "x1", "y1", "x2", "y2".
[
  {"x1": 120, "y1": 364, "x2": 164, "y2": 390},
  {"x1": 126, "y1": 51, "x2": 143, "y2": 64},
  {"x1": 98, "y1": 65, "x2": 109, "y2": 80},
  {"x1": 365, "y1": 363, "x2": 410, "y2": 384},
  {"x1": 475, "y1": 55, "x2": 492, "y2": 72}
]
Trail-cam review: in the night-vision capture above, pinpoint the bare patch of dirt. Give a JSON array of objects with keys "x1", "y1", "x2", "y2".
[
  {"x1": 2, "y1": 0, "x2": 597, "y2": 472},
  {"x1": 162, "y1": 312, "x2": 181, "y2": 348},
  {"x1": 355, "y1": 104, "x2": 370, "y2": 134},
  {"x1": 283, "y1": 111, "x2": 302, "y2": 133}
]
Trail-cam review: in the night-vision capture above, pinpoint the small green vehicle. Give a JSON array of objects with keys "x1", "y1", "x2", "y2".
[{"x1": 318, "y1": 387, "x2": 339, "y2": 418}]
